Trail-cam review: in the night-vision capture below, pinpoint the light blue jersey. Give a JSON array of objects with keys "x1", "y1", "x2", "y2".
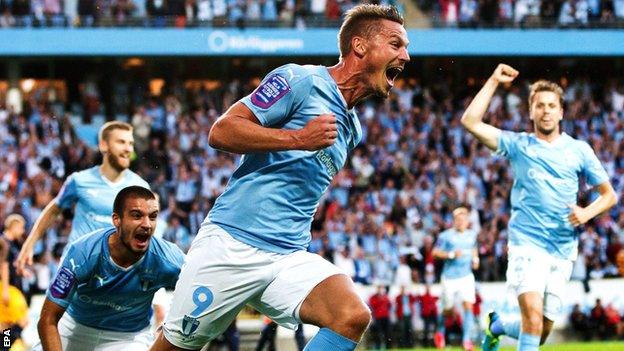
[
  {"x1": 47, "y1": 227, "x2": 185, "y2": 332},
  {"x1": 208, "y1": 64, "x2": 362, "y2": 253},
  {"x1": 435, "y1": 228, "x2": 477, "y2": 279},
  {"x1": 497, "y1": 132, "x2": 609, "y2": 259},
  {"x1": 54, "y1": 166, "x2": 150, "y2": 243}
]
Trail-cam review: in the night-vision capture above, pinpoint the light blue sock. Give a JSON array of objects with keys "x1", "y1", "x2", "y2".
[
  {"x1": 518, "y1": 332, "x2": 540, "y2": 351},
  {"x1": 501, "y1": 319, "x2": 521, "y2": 339},
  {"x1": 462, "y1": 309, "x2": 474, "y2": 343},
  {"x1": 437, "y1": 312, "x2": 446, "y2": 334},
  {"x1": 303, "y1": 328, "x2": 357, "y2": 351}
]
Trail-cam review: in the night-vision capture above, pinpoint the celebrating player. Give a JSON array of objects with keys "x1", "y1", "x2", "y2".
[
  {"x1": 461, "y1": 64, "x2": 617, "y2": 351},
  {"x1": 16, "y1": 121, "x2": 149, "y2": 272},
  {"x1": 35, "y1": 186, "x2": 185, "y2": 351},
  {"x1": 150, "y1": 4, "x2": 410, "y2": 351},
  {"x1": 432, "y1": 206, "x2": 479, "y2": 351}
]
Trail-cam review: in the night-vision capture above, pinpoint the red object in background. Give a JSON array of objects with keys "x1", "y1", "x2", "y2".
[
  {"x1": 369, "y1": 292, "x2": 391, "y2": 320},
  {"x1": 417, "y1": 290, "x2": 438, "y2": 318}
]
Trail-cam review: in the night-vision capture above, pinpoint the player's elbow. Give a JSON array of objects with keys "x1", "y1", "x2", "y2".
[
  {"x1": 37, "y1": 315, "x2": 53, "y2": 336},
  {"x1": 208, "y1": 119, "x2": 228, "y2": 150},
  {"x1": 460, "y1": 114, "x2": 476, "y2": 131}
]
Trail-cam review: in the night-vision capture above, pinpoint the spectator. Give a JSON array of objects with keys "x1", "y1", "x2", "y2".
[
  {"x1": 368, "y1": 285, "x2": 392, "y2": 350},
  {"x1": 417, "y1": 285, "x2": 438, "y2": 347},
  {"x1": 569, "y1": 303, "x2": 591, "y2": 340},
  {"x1": 394, "y1": 286, "x2": 417, "y2": 347}
]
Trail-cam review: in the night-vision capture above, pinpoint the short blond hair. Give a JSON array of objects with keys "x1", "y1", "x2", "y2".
[
  {"x1": 528, "y1": 80, "x2": 564, "y2": 108},
  {"x1": 337, "y1": 4, "x2": 404, "y2": 59},
  {"x1": 452, "y1": 206, "x2": 468, "y2": 217},
  {"x1": 4, "y1": 214, "x2": 25, "y2": 230},
  {"x1": 98, "y1": 121, "x2": 133, "y2": 143}
]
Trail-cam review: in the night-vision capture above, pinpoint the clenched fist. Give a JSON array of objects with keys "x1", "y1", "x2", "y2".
[
  {"x1": 296, "y1": 114, "x2": 338, "y2": 151},
  {"x1": 491, "y1": 63, "x2": 519, "y2": 84}
]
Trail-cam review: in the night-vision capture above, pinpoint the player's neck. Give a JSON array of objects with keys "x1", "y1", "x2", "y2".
[
  {"x1": 535, "y1": 130, "x2": 561, "y2": 143},
  {"x1": 108, "y1": 233, "x2": 143, "y2": 268},
  {"x1": 327, "y1": 61, "x2": 372, "y2": 109},
  {"x1": 100, "y1": 162, "x2": 126, "y2": 183}
]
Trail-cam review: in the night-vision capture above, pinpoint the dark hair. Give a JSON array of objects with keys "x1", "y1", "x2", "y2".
[
  {"x1": 337, "y1": 4, "x2": 404, "y2": 58},
  {"x1": 113, "y1": 186, "x2": 156, "y2": 216}
]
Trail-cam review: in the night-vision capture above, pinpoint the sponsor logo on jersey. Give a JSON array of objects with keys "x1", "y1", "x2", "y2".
[{"x1": 316, "y1": 150, "x2": 338, "y2": 177}]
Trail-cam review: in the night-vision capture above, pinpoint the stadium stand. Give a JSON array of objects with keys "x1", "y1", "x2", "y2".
[
  {"x1": 1, "y1": 0, "x2": 624, "y2": 28},
  {"x1": 1, "y1": 2, "x2": 624, "y2": 348}
]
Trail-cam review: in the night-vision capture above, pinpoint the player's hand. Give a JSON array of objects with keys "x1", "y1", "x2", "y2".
[
  {"x1": 296, "y1": 114, "x2": 337, "y2": 151},
  {"x1": 568, "y1": 204, "x2": 591, "y2": 227},
  {"x1": 491, "y1": 64, "x2": 519, "y2": 84},
  {"x1": 14, "y1": 245, "x2": 34, "y2": 278}
]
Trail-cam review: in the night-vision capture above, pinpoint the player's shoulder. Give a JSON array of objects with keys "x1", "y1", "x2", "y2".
[
  {"x1": 508, "y1": 131, "x2": 532, "y2": 144},
  {"x1": 123, "y1": 169, "x2": 150, "y2": 188},
  {"x1": 562, "y1": 133, "x2": 593, "y2": 152},
  {"x1": 468, "y1": 229, "x2": 479, "y2": 240},
  {"x1": 66, "y1": 166, "x2": 99, "y2": 183},
  {"x1": 70, "y1": 227, "x2": 113, "y2": 253},
  {"x1": 438, "y1": 229, "x2": 452, "y2": 239},
  {"x1": 149, "y1": 236, "x2": 185, "y2": 269},
  {"x1": 269, "y1": 63, "x2": 322, "y2": 85},
  {"x1": 64, "y1": 227, "x2": 113, "y2": 272}
]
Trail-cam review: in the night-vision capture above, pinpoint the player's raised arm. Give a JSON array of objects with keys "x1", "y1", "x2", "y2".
[
  {"x1": 15, "y1": 201, "x2": 62, "y2": 275},
  {"x1": 37, "y1": 298, "x2": 66, "y2": 351},
  {"x1": 208, "y1": 102, "x2": 337, "y2": 154},
  {"x1": 461, "y1": 64, "x2": 519, "y2": 151}
]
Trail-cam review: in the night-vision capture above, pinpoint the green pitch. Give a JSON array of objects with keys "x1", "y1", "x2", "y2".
[{"x1": 366, "y1": 341, "x2": 624, "y2": 351}]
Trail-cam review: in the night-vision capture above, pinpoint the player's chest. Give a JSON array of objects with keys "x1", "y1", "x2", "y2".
[
  {"x1": 448, "y1": 235, "x2": 474, "y2": 249},
  {"x1": 517, "y1": 144, "x2": 582, "y2": 174},
  {"x1": 77, "y1": 183, "x2": 118, "y2": 212}
]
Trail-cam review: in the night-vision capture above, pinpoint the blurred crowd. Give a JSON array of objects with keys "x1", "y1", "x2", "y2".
[
  {"x1": 569, "y1": 298, "x2": 624, "y2": 340},
  {"x1": 0, "y1": 0, "x2": 395, "y2": 28},
  {"x1": 1, "y1": 67, "x2": 624, "y2": 304},
  {"x1": 2, "y1": 0, "x2": 624, "y2": 28},
  {"x1": 421, "y1": 0, "x2": 624, "y2": 28},
  {"x1": 365, "y1": 285, "x2": 483, "y2": 348}
]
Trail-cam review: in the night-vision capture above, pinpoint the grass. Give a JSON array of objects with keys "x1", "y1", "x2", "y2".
[{"x1": 366, "y1": 340, "x2": 624, "y2": 350}]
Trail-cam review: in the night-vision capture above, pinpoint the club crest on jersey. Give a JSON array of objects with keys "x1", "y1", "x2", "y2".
[
  {"x1": 251, "y1": 74, "x2": 290, "y2": 109},
  {"x1": 182, "y1": 315, "x2": 200, "y2": 336},
  {"x1": 140, "y1": 273, "x2": 156, "y2": 291}
]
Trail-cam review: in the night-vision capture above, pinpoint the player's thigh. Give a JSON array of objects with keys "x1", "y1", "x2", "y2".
[
  {"x1": 440, "y1": 277, "x2": 460, "y2": 311},
  {"x1": 506, "y1": 246, "x2": 548, "y2": 296},
  {"x1": 94, "y1": 328, "x2": 154, "y2": 351},
  {"x1": 543, "y1": 257, "x2": 573, "y2": 321},
  {"x1": 162, "y1": 224, "x2": 273, "y2": 349},
  {"x1": 57, "y1": 315, "x2": 100, "y2": 351},
  {"x1": 252, "y1": 251, "x2": 358, "y2": 329},
  {"x1": 458, "y1": 275, "x2": 476, "y2": 305}
]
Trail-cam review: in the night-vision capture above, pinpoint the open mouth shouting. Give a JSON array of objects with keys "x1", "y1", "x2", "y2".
[
  {"x1": 134, "y1": 232, "x2": 151, "y2": 250},
  {"x1": 385, "y1": 65, "x2": 404, "y2": 88}
]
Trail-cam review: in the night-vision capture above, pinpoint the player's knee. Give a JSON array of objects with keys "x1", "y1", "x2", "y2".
[
  {"x1": 524, "y1": 313, "x2": 543, "y2": 333},
  {"x1": 336, "y1": 303, "x2": 371, "y2": 337}
]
